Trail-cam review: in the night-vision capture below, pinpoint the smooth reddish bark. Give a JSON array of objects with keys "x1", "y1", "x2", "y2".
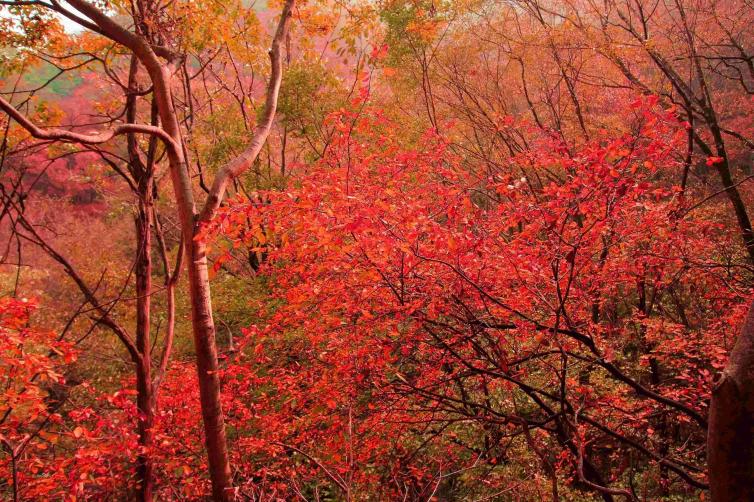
[{"x1": 708, "y1": 300, "x2": 754, "y2": 501}]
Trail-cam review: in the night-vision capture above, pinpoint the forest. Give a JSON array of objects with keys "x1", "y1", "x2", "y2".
[{"x1": 0, "y1": 0, "x2": 752, "y2": 500}]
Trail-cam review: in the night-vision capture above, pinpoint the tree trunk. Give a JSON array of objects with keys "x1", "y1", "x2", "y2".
[
  {"x1": 145, "y1": 60, "x2": 233, "y2": 501},
  {"x1": 187, "y1": 235, "x2": 233, "y2": 501},
  {"x1": 135, "y1": 359, "x2": 155, "y2": 502},
  {"x1": 708, "y1": 299, "x2": 754, "y2": 501},
  {"x1": 135, "y1": 195, "x2": 155, "y2": 502}
]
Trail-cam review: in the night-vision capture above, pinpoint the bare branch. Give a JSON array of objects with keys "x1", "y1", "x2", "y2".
[{"x1": 0, "y1": 95, "x2": 178, "y2": 151}]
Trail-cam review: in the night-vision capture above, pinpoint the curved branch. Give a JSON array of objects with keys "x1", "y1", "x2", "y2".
[
  {"x1": 153, "y1": 209, "x2": 183, "y2": 391},
  {"x1": 0, "y1": 95, "x2": 179, "y2": 152},
  {"x1": 197, "y1": 0, "x2": 295, "y2": 224}
]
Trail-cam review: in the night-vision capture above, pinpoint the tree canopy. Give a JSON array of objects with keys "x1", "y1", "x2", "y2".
[{"x1": 0, "y1": 0, "x2": 753, "y2": 500}]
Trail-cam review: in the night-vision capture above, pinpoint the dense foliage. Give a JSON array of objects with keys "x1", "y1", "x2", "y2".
[{"x1": 1, "y1": 0, "x2": 754, "y2": 500}]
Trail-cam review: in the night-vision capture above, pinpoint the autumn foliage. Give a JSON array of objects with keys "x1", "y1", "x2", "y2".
[
  {"x1": 2, "y1": 0, "x2": 754, "y2": 500},
  {"x1": 191, "y1": 99, "x2": 740, "y2": 499}
]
